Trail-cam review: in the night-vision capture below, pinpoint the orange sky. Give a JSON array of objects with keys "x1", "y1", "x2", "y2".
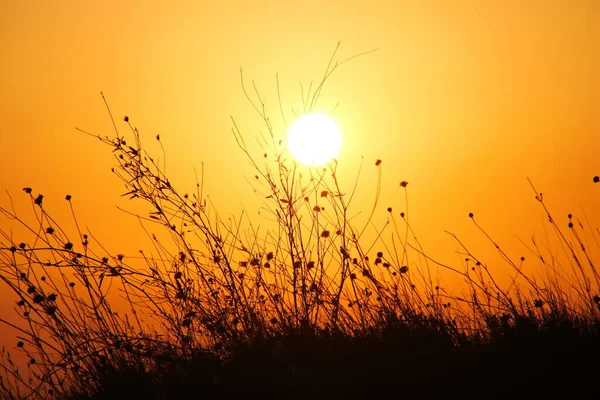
[{"x1": 1, "y1": 0, "x2": 599, "y2": 352}]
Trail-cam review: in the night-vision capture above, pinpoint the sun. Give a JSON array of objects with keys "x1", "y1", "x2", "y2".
[{"x1": 287, "y1": 113, "x2": 342, "y2": 166}]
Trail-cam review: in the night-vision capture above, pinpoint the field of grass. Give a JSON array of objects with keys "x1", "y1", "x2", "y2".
[{"x1": 1, "y1": 58, "x2": 599, "y2": 398}]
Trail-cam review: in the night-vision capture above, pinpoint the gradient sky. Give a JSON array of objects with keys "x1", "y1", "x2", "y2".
[{"x1": 1, "y1": 0, "x2": 599, "y2": 349}]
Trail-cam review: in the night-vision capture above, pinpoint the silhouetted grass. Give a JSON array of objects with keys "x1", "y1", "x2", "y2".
[{"x1": 1, "y1": 46, "x2": 599, "y2": 398}]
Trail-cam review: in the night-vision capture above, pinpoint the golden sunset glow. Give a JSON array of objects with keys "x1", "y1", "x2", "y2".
[
  {"x1": 1, "y1": 1, "x2": 600, "y2": 396},
  {"x1": 287, "y1": 113, "x2": 342, "y2": 166}
]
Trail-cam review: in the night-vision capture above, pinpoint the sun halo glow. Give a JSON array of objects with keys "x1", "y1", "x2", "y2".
[{"x1": 287, "y1": 113, "x2": 342, "y2": 167}]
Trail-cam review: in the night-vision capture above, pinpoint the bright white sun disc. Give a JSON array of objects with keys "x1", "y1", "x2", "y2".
[{"x1": 287, "y1": 113, "x2": 342, "y2": 166}]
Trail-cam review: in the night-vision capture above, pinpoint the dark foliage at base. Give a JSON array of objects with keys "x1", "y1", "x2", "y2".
[{"x1": 62, "y1": 317, "x2": 600, "y2": 400}]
